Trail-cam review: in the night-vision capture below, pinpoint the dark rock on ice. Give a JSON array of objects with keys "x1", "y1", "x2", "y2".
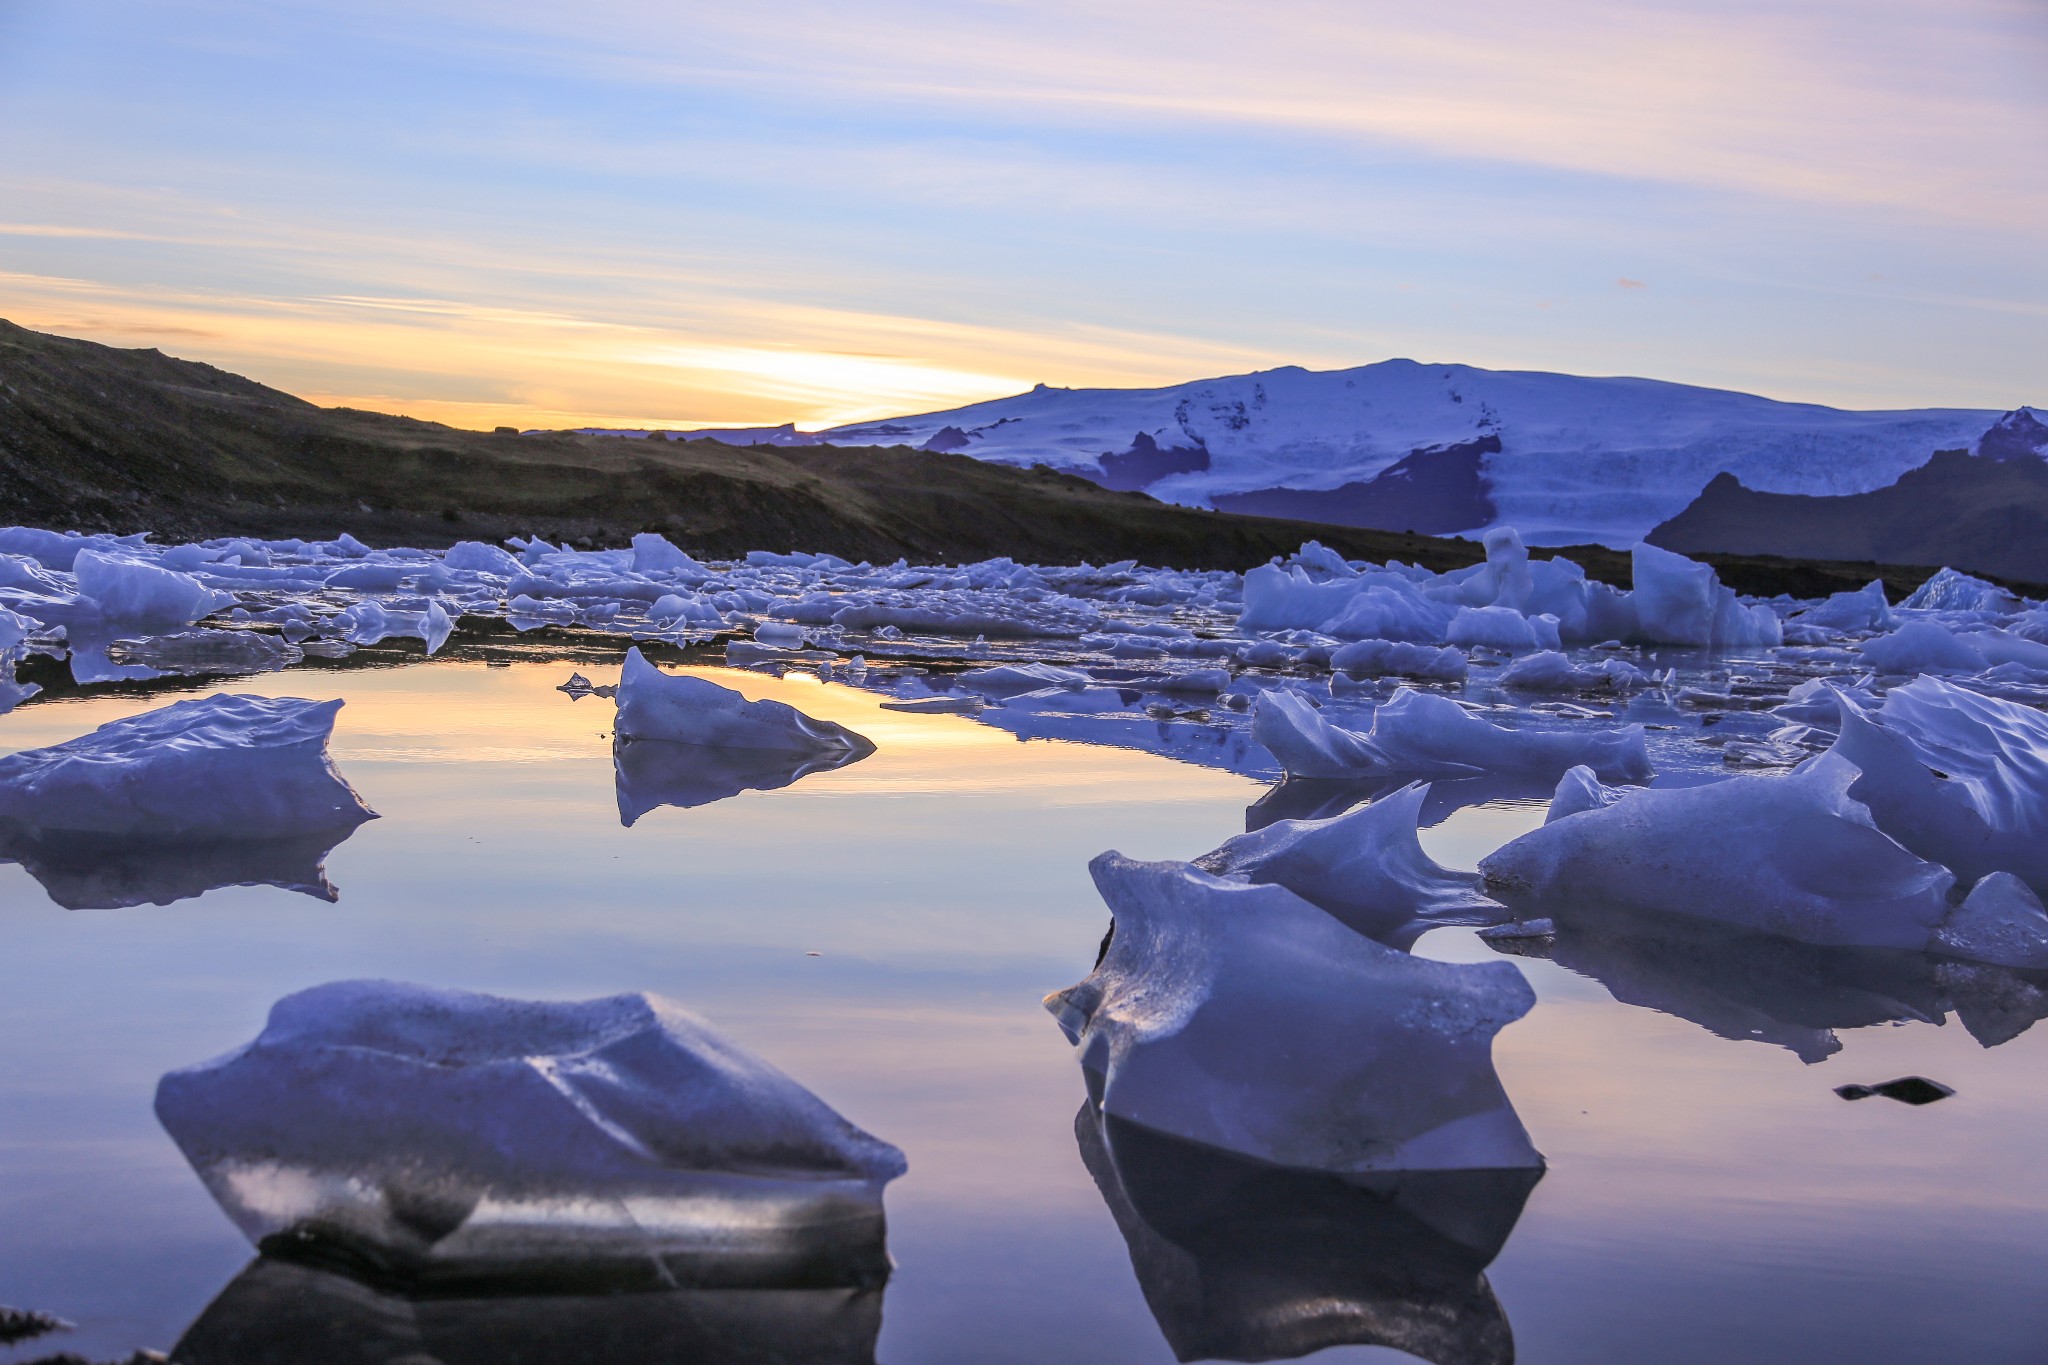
[{"x1": 1833, "y1": 1076, "x2": 1954, "y2": 1105}]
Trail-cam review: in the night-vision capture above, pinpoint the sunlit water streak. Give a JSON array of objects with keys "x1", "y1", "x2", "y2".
[{"x1": 1, "y1": 659, "x2": 2044, "y2": 1364}]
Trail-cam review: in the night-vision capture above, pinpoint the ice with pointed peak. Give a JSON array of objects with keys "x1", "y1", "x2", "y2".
[
  {"x1": 1193, "y1": 782, "x2": 1500, "y2": 943},
  {"x1": 156, "y1": 981, "x2": 907, "y2": 1287},
  {"x1": 1253, "y1": 687, "x2": 1653, "y2": 782},
  {"x1": 614, "y1": 647, "x2": 875, "y2": 757},
  {"x1": 1901, "y1": 567, "x2": 2019, "y2": 613},
  {"x1": 629, "y1": 532, "x2": 710, "y2": 579},
  {"x1": 0, "y1": 694, "x2": 375, "y2": 841},
  {"x1": 1045, "y1": 853, "x2": 1543, "y2": 1174}
]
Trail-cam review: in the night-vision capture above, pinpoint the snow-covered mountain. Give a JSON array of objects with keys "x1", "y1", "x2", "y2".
[{"x1": 595, "y1": 362, "x2": 2030, "y2": 547}]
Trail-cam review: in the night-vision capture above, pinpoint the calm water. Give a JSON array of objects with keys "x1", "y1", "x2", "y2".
[{"x1": 3, "y1": 654, "x2": 2045, "y2": 1364}]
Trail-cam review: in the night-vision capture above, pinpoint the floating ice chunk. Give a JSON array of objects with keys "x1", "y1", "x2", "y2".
[
  {"x1": 1045, "y1": 854, "x2": 1543, "y2": 1174},
  {"x1": 629, "y1": 532, "x2": 710, "y2": 579},
  {"x1": 649, "y1": 593, "x2": 720, "y2": 627},
  {"x1": 1496, "y1": 650, "x2": 1647, "y2": 693},
  {"x1": 1935, "y1": 874, "x2": 2048, "y2": 970},
  {"x1": 1627, "y1": 543, "x2": 1782, "y2": 648},
  {"x1": 1323, "y1": 583, "x2": 1459, "y2": 643},
  {"x1": 1481, "y1": 754, "x2": 1953, "y2": 949},
  {"x1": 614, "y1": 648, "x2": 875, "y2": 757},
  {"x1": 156, "y1": 981, "x2": 906, "y2": 1287},
  {"x1": 1771, "y1": 675, "x2": 1881, "y2": 730},
  {"x1": 73, "y1": 550, "x2": 235, "y2": 627},
  {"x1": 954, "y1": 661, "x2": 1091, "y2": 696},
  {"x1": 324, "y1": 563, "x2": 408, "y2": 591},
  {"x1": 1857, "y1": 621, "x2": 1988, "y2": 674},
  {"x1": 1193, "y1": 783, "x2": 1499, "y2": 942},
  {"x1": 0, "y1": 605, "x2": 34, "y2": 650},
  {"x1": 1254, "y1": 688, "x2": 1653, "y2": 782},
  {"x1": 1075, "y1": 1100, "x2": 1535, "y2": 1365},
  {"x1": 0, "y1": 695, "x2": 375, "y2": 840},
  {"x1": 442, "y1": 540, "x2": 524, "y2": 576},
  {"x1": 1792, "y1": 580, "x2": 1894, "y2": 633},
  {"x1": 1901, "y1": 567, "x2": 2019, "y2": 613},
  {"x1": 1446, "y1": 606, "x2": 1559, "y2": 653},
  {"x1": 614, "y1": 735, "x2": 871, "y2": 825},
  {"x1": 754, "y1": 621, "x2": 807, "y2": 646},
  {"x1": 1330, "y1": 638, "x2": 1467, "y2": 681}
]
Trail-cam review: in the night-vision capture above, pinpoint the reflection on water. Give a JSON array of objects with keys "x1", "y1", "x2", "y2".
[
  {"x1": 1077, "y1": 1102, "x2": 1538, "y2": 1365},
  {"x1": 613, "y1": 736, "x2": 875, "y2": 826},
  {"x1": 173, "y1": 1257, "x2": 883, "y2": 1365},
  {"x1": 1246, "y1": 773, "x2": 1557, "y2": 833},
  {"x1": 0, "y1": 824, "x2": 365, "y2": 909},
  {"x1": 1486, "y1": 904, "x2": 2048, "y2": 1063}
]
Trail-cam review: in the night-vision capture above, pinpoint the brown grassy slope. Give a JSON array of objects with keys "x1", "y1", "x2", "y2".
[{"x1": 0, "y1": 318, "x2": 2017, "y2": 593}]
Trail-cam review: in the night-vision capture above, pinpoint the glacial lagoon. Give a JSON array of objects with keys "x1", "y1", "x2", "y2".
[{"x1": 5, "y1": 648, "x2": 2048, "y2": 1365}]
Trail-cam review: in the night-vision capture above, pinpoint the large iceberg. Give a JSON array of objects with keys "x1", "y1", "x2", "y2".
[
  {"x1": 1045, "y1": 854, "x2": 1543, "y2": 1173},
  {"x1": 1076, "y1": 1100, "x2": 1536, "y2": 1365},
  {"x1": 1253, "y1": 687, "x2": 1653, "y2": 782},
  {"x1": 613, "y1": 647, "x2": 875, "y2": 758},
  {"x1": 1480, "y1": 758, "x2": 1954, "y2": 949},
  {"x1": 1193, "y1": 782, "x2": 1500, "y2": 944},
  {"x1": 156, "y1": 981, "x2": 907, "y2": 1289},
  {"x1": 1626, "y1": 542, "x2": 1783, "y2": 649},
  {"x1": 172, "y1": 1257, "x2": 885, "y2": 1365},
  {"x1": 0, "y1": 694, "x2": 375, "y2": 840},
  {"x1": 72, "y1": 549, "x2": 236, "y2": 627}
]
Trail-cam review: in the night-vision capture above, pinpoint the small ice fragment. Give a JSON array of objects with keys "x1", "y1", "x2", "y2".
[
  {"x1": 155, "y1": 980, "x2": 907, "y2": 1287},
  {"x1": 879, "y1": 696, "x2": 987, "y2": 714},
  {"x1": 955, "y1": 662, "x2": 1090, "y2": 696},
  {"x1": 1045, "y1": 854, "x2": 1543, "y2": 1174},
  {"x1": 1833, "y1": 1077, "x2": 1954, "y2": 1105},
  {"x1": 614, "y1": 647, "x2": 875, "y2": 756}
]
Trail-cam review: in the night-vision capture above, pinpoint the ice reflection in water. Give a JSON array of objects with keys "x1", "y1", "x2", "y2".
[
  {"x1": 172, "y1": 1258, "x2": 884, "y2": 1365},
  {"x1": 1077, "y1": 1102, "x2": 1538, "y2": 1365},
  {"x1": 613, "y1": 737, "x2": 874, "y2": 826},
  {"x1": 0, "y1": 824, "x2": 366, "y2": 909},
  {"x1": 1485, "y1": 906, "x2": 2048, "y2": 1063}
]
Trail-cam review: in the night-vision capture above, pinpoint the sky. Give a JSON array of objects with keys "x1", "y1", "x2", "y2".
[{"x1": 0, "y1": 0, "x2": 2042, "y2": 430}]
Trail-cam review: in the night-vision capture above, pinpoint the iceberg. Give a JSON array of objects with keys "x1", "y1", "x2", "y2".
[
  {"x1": 1901, "y1": 567, "x2": 2019, "y2": 613},
  {"x1": 1856, "y1": 621, "x2": 1989, "y2": 674},
  {"x1": 1445, "y1": 605, "x2": 1560, "y2": 653},
  {"x1": 1791, "y1": 580, "x2": 1894, "y2": 633},
  {"x1": 1076, "y1": 1100, "x2": 1536, "y2": 1365},
  {"x1": 172, "y1": 1257, "x2": 885, "y2": 1365},
  {"x1": 1626, "y1": 543, "x2": 1782, "y2": 649},
  {"x1": 1329, "y1": 638, "x2": 1467, "y2": 681},
  {"x1": 954, "y1": 661, "x2": 1091, "y2": 696},
  {"x1": 613, "y1": 648, "x2": 875, "y2": 757},
  {"x1": 1253, "y1": 687, "x2": 1653, "y2": 782},
  {"x1": 156, "y1": 981, "x2": 907, "y2": 1288},
  {"x1": 73, "y1": 549, "x2": 236, "y2": 627},
  {"x1": 1193, "y1": 783, "x2": 1500, "y2": 944},
  {"x1": 1496, "y1": 650, "x2": 1648, "y2": 693},
  {"x1": 1480, "y1": 757, "x2": 1956, "y2": 950},
  {"x1": 614, "y1": 734, "x2": 872, "y2": 825},
  {"x1": 0, "y1": 694, "x2": 375, "y2": 840},
  {"x1": 1834, "y1": 678, "x2": 2048, "y2": 895},
  {"x1": 1045, "y1": 854, "x2": 1543, "y2": 1173}
]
